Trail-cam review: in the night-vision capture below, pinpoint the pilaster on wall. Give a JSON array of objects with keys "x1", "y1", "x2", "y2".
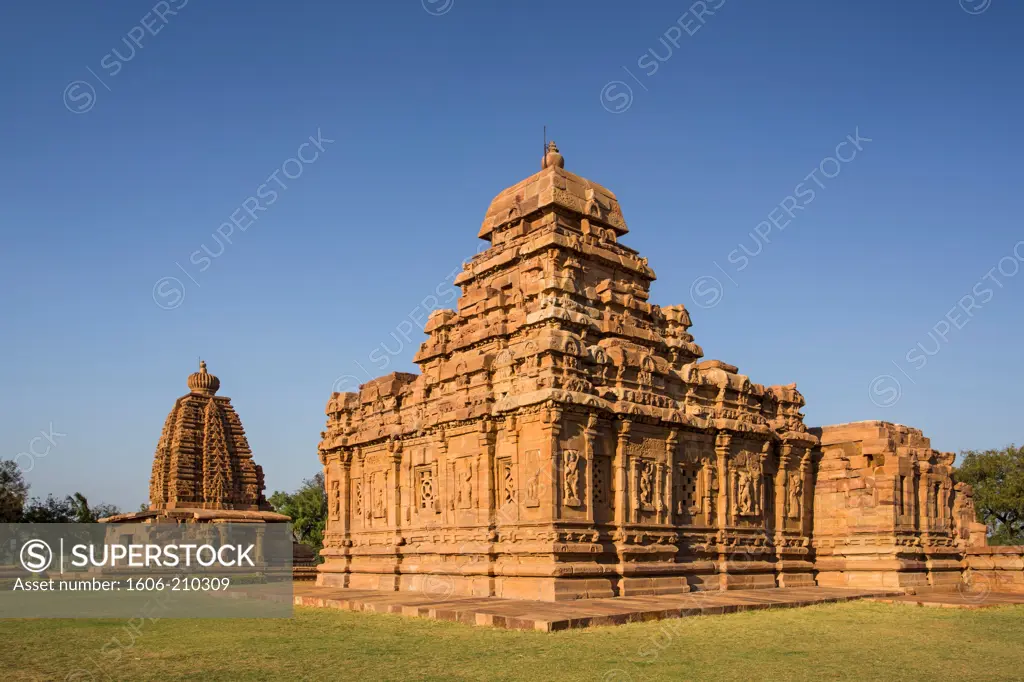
[
  {"x1": 614, "y1": 420, "x2": 631, "y2": 526},
  {"x1": 775, "y1": 444, "x2": 792, "y2": 542},
  {"x1": 387, "y1": 438, "x2": 402, "y2": 531},
  {"x1": 545, "y1": 407, "x2": 563, "y2": 519},
  {"x1": 665, "y1": 429, "x2": 679, "y2": 527},
  {"x1": 799, "y1": 448, "x2": 813, "y2": 537},
  {"x1": 478, "y1": 419, "x2": 497, "y2": 527},
  {"x1": 759, "y1": 440, "x2": 773, "y2": 531},
  {"x1": 715, "y1": 432, "x2": 731, "y2": 534},
  {"x1": 583, "y1": 413, "x2": 598, "y2": 524}
]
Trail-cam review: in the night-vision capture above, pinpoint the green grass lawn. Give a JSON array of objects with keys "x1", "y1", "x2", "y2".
[{"x1": 2, "y1": 602, "x2": 1023, "y2": 681}]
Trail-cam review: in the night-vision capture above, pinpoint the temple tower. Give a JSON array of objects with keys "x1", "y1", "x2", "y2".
[
  {"x1": 106, "y1": 362, "x2": 287, "y2": 524},
  {"x1": 318, "y1": 144, "x2": 819, "y2": 599}
]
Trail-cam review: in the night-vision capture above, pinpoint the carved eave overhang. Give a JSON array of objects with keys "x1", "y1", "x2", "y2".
[{"x1": 457, "y1": 226, "x2": 652, "y2": 288}]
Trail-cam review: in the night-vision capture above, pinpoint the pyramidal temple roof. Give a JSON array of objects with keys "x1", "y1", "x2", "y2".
[
  {"x1": 321, "y1": 141, "x2": 815, "y2": 455},
  {"x1": 148, "y1": 362, "x2": 275, "y2": 513}
]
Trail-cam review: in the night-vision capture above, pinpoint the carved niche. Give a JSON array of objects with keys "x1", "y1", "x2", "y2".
[
  {"x1": 675, "y1": 464, "x2": 702, "y2": 520},
  {"x1": 523, "y1": 450, "x2": 541, "y2": 508},
  {"x1": 499, "y1": 458, "x2": 515, "y2": 507},
  {"x1": 372, "y1": 471, "x2": 387, "y2": 519},
  {"x1": 416, "y1": 465, "x2": 438, "y2": 513},
  {"x1": 593, "y1": 456, "x2": 610, "y2": 508},
  {"x1": 329, "y1": 479, "x2": 341, "y2": 521},
  {"x1": 457, "y1": 460, "x2": 473, "y2": 509},
  {"x1": 786, "y1": 470, "x2": 803, "y2": 519},
  {"x1": 563, "y1": 450, "x2": 582, "y2": 507},
  {"x1": 353, "y1": 480, "x2": 364, "y2": 519},
  {"x1": 732, "y1": 452, "x2": 762, "y2": 518},
  {"x1": 637, "y1": 459, "x2": 655, "y2": 511}
]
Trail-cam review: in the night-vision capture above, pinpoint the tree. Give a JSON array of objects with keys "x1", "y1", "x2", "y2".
[
  {"x1": 70, "y1": 493, "x2": 121, "y2": 522},
  {"x1": 958, "y1": 445, "x2": 1024, "y2": 545},
  {"x1": 20, "y1": 494, "x2": 76, "y2": 522},
  {"x1": 0, "y1": 460, "x2": 29, "y2": 522},
  {"x1": 19, "y1": 493, "x2": 121, "y2": 523},
  {"x1": 269, "y1": 472, "x2": 327, "y2": 554}
]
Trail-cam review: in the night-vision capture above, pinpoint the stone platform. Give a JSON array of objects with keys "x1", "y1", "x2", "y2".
[
  {"x1": 293, "y1": 584, "x2": 900, "y2": 631},
  {"x1": 867, "y1": 591, "x2": 1024, "y2": 610}
]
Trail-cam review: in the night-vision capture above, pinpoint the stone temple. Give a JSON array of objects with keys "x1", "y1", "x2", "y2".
[
  {"x1": 106, "y1": 361, "x2": 288, "y2": 525},
  {"x1": 316, "y1": 143, "x2": 988, "y2": 600}
]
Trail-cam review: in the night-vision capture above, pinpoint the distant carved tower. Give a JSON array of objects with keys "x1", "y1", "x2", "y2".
[{"x1": 148, "y1": 361, "x2": 272, "y2": 512}]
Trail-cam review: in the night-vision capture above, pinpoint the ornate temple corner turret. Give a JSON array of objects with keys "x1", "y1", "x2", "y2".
[
  {"x1": 103, "y1": 361, "x2": 289, "y2": 527},
  {"x1": 316, "y1": 145, "x2": 820, "y2": 600}
]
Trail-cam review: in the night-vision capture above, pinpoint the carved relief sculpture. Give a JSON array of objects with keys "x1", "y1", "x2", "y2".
[
  {"x1": 354, "y1": 480, "x2": 364, "y2": 519},
  {"x1": 330, "y1": 480, "x2": 341, "y2": 520},
  {"x1": 501, "y1": 460, "x2": 515, "y2": 506},
  {"x1": 737, "y1": 469, "x2": 754, "y2": 516},
  {"x1": 457, "y1": 463, "x2": 473, "y2": 509},
  {"x1": 563, "y1": 450, "x2": 582, "y2": 507},
  {"x1": 639, "y1": 460, "x2": 654, "y2": 509},
  {"x1": 787, "y1": 471, "x2": 802, "y2": 519}
]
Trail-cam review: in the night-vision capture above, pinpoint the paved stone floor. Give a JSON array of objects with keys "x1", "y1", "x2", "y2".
[
  {"x1": 293, "y1": 584, "x2": 901, "y2": 631},
  {"x1": 867, "y1": 591, "x2": 1024, "y2": 610}
]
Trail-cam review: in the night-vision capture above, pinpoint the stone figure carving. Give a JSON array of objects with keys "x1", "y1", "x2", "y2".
[
  {"x1": 787, "y1": 472, "x2": 803, "y2": 519},
  {"x1": 458, "y1": 465, "x2": 472, "y2": 509},
  {"x1": 639, "y1": 461, "x2": 654, "y2": 507},
  {"x1": 563, "y1": 450, "x2": 581, "y2": 507},
  {"x1": 330, "y1": 480, "x2": 341, "y2": 520},
  {"x1": 373, "y1": 474, "x2": 386, "y2": 518},
  {"x1": 737, "y1": 469, "x2": 754, "y2": 515}
]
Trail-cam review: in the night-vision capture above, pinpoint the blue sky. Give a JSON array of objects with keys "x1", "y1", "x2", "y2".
[{"x1": 0, "y1": 0, "x2": 1021, "y2": 511}]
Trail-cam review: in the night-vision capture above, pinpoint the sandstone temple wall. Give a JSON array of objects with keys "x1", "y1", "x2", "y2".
[
  {"x1": 963, "y1": 546, "x2": 1024, "y2": 594},
  {"x1": 811, "y1": 421, "x2": 984, "y2": 589}
]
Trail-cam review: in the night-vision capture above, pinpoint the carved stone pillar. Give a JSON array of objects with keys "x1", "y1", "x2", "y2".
[
  {"x1": 666, "y1": 429, "x2": 679, "y2": 525},
  {"x1": 437, "y1": 429, "x2": 448, "y2": 525},
  {"x1": 388, "y1": 438, "x2": 402, "y2": 531},
  {"x1": 799, "y1": 449, "x2": 812, "y2": 537},
  {"x1": 909, "y1": 461, "x2": 920, "y2": 531},
  {"x1": 353, "y1": 446, "x2": 363, "y2": 530},
  {"x1": 775, "y1": 445, "x2": 792, "y2": 540},
  {"x1": 700, "y1": 460, "x2": 713, "y2": 526},
  {"x1": 917, "y1": 462, "x2": 931, "y2": 532},
  {"x1": 503, "y1": 414, "x2": 518, "y2": 526},
  {"x1": 759, "y1": 440, "x2": 772, "y2": 521},
  {"x1": 715, "y1": 432, "x2": 731, "y2": 532},
  {"x1": 583, "y1": 413, "x2": 597, "y2": 523},
  {"x1": 629, "y1": 455, "x2": 639, "y2": 524},
  {"x1": 546, "y1": 407, "x2": 563, "y2": 519},
  {"x1": 338, "y1": 450, "x2": 353, "y2": 537},
  {"x1": 478, "y1": 419, "x2": 496, "y2": 525},
  {"x1": 614, "y1": 420, "x2": 631, "y2": 527},
  {"x1": 655, "y1": 462, "x2": 665, "y2": 523}
]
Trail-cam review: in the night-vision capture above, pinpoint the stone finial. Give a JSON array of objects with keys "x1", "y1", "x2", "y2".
[
  {"x1": 187, "y1": 359, "x2": 220, "y2": 396},
  {"x1": 542, "y1": 141, "x2": 564, "y2": 169}
]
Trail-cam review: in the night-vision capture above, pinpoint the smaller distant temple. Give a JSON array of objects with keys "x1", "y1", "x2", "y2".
[{"x1": 103, "y1": 362, "x2": 288, "y2": 525}]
